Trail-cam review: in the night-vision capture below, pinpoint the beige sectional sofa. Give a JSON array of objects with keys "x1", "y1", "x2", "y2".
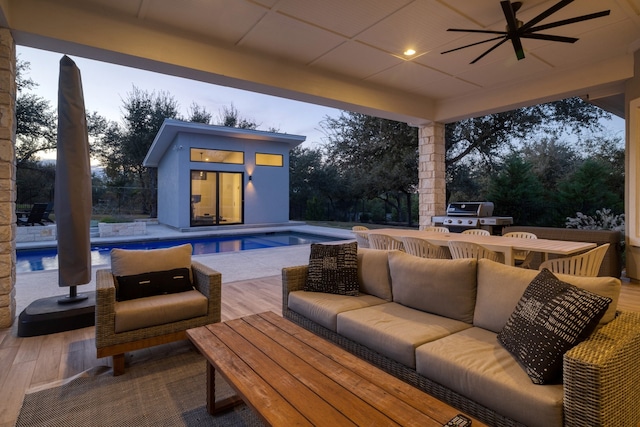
[{"x1": 282, "y1": 248, "x2": 640, "y2": 427}]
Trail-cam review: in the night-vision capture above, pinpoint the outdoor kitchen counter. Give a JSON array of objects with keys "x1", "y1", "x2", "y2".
[{"x1": 362, "y1": 229, "x2": 596, "y2": 266}]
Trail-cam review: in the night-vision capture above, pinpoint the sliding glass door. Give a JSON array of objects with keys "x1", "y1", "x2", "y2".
[{"x1": 190, "y1": 171, "x2": 243, "y2": 226}]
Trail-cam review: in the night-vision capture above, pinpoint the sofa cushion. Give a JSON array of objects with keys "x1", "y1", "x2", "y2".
[
  {"x1": 357, "y1": 248, "x2": 392, "y2": 301},
  {"x1": 114, "y1": 289, "x2": 208, "y2": 333},
  {"x1": 474, "y1": 259, "x2": 621, "y2": 333},
  {"x1": 415, "y1": 327, "x2": 564, "y2": 427},
  {"x1": 497, "y1": 268, "x2": 611, "y2": 385},
  {"x1": 110, "y1": 243, "x2": 193, "y2": 279},
  {"x1": 305, "y1": 242, "x2": 359, "y2": 296},
  {"x1": 337, "y1": 302, "x2": 472, "y2": 369},
  {"x1": 288, "y1": 290, "x2": 387, "y2": 331},
  {"x1": 116, "y1": 267, "x2": 193, "y2": 301},
  {"x1": 388, "y1": 251, "x2": 477, "y2": 323}
]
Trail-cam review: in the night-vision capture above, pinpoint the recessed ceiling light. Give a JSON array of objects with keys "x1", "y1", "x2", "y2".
[{"x1": 404, "y1": 49, "x2": 416, "y2": 56}]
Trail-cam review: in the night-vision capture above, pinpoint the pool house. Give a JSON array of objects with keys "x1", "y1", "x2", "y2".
[{"x1": 143, "y1": 119, "x2": 305, "y2": 230}]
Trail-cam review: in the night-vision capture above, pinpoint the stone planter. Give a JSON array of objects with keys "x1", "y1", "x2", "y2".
[{"x1": 98, "y1": 221, "x2": 146, "y2": 238}]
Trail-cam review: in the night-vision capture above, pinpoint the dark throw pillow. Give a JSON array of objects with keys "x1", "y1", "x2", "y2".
[
  {"x1": 116, "y1": 267, "x2": 193, "y2": 301},
  {"x1": 497, "y1": 268, "x2": 612, "y2": 384},
  {"x1": 304, "y1": 242, "x2": 359, "y2": 296}
]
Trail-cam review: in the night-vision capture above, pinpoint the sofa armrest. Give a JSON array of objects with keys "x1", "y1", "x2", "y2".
[
  {"x1": 282, "y1": 265, "x2": 308, "y2": 315},
  {"x1": 191, "y1": 260, "x2": 222, "y2": 324},
  {"x1": 95, "y1": 268, "x2": 117, "y2": 349},
  {"x1": 563, "y1": 311, "x2": 640, "y2": 426}
]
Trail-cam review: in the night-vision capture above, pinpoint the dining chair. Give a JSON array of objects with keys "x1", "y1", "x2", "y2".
[
  {"x1": 539, "y1": 243, "x2": 610, "y2": 277},
  {"x1": 447, "y1": 241, "x2": 504, "y2": 263},
  {"x1": 503, "y1": 231, "x2": 537, "y2": 268},
  {"x1": 461, "y1": 229, "x2": 490, "y2": 236},
  {"x1": 352, "y1": 228, "x2": 370, "y2": 248},
  {"x1": 401, "y1": 236, "x2": 451, "y2": 259},
  {"x1": 425, "y1": 226, "x2": 449, "y2": 233},
  {"x1": 368, "y1": 234, "x2": 404, "y2": 251}
]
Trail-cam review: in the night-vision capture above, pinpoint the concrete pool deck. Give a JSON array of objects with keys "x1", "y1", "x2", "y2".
[{"x1": 14, "y1": 223, "x2": 355, "y2": 315}]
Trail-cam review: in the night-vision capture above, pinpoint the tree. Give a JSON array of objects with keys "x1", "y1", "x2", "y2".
[
  {"x1": 216, "y1": 103, "x2": 258, "y2": 129},
  {"x1": 93, "y1": 86, "x2": 180, "y2": 215},
  {"x1": 15, "y1": 59, "x2": 57, "y2": 165},
  {"x1": 322, "y1": 112, "x2": 418, "y2": 225},
  {"x1": 486, "y1": 155, "x2": 545, "y2": 225},
  {"x1": 187, "y1": 102, "x2": 212, "y2": 124},
  {"x1": 445, "y1": 97, "x2": 610, "y2": 170},
  {"x1": 555, "y1": 158, "x2": 622, "y2": 222}
]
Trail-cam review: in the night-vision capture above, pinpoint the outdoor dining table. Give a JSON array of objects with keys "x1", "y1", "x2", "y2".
[{"x1": 361, "y1": 228, "x2": 597, "y2": 266}]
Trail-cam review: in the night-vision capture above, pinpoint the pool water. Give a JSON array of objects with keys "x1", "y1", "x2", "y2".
[{"x1": 16, "y1": 231, "x2": 341, "y2": 273}]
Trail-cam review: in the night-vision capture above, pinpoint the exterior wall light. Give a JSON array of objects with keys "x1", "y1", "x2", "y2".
[{"x1": 248, "y1": 175, "x2": 252, "y2": 181}]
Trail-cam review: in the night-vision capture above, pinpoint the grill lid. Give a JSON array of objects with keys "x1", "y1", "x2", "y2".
[{"x1": 446, "y1": 202, "x2": 494, "y2": 217}]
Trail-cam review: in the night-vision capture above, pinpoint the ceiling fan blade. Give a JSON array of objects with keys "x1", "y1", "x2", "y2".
[
  {"x1": 447, "y1": 28, "x2": 507, "y2": 35},
  {"x1": 526, "y1": 10, "x2": 610, "y2": 33},
  {"x1": 520, "y1": 0, "x2": 573, "y2": 32},
  {"x1": 520, "y1": 33, "x2": 578, "y2": 43},
  {"x1": 441, "y1": 35, "x2": 506, "y2": 55},
  {"x1": 501, "y1": 1, "x2": 520, "y2": 34},
  {"x1": 470, "y1": 38, "x2": 510, "y2": 64},
  {"x1": 500, "y1": 1, "x2": 525, "y2": 60}
]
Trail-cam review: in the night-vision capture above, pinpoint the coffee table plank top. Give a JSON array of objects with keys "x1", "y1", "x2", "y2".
[
  {"x1": 187, "y1": 325, "x2": 311, "y2": 426},
  {"x1": 189, "y1": 312, "x2": 487, "y2": 427},
  {"x1": 251, "y1": 312, "x2": 471, "y2": 424}
]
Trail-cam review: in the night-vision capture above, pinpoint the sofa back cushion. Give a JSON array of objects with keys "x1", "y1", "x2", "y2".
[
  {"x1": 357, "y1": 248, "x2": 392, "y2": 301},
  {"x1": 475, "y1": 259, "x2": 621, "y2": 333},
  {"x1": 388, "y1": 251, "x2": 477, "y2": 323}
]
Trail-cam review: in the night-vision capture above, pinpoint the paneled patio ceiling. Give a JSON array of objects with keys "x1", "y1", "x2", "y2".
[{"x1": 2, "y1": 0, "x2": 639, "y2": 125}]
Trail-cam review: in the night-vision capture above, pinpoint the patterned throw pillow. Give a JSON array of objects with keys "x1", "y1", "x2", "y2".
[
  {"x1": 497, "y1": 268, "x2": 611, "y2": 384},
  {"x1": 304, "y1": 242, "x2": 359, "y2": 296}
]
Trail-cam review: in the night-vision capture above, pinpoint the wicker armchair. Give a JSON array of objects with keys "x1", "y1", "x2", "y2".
[{"x1": 95, "y1": 260, "x2": 221, "y2": 375}]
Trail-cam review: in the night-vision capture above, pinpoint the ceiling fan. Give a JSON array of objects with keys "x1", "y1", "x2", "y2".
[{"x1": 441, "y1": 0, "x2": 610, "y2": 64}]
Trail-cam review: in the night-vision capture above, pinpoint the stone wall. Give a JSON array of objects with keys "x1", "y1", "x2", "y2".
[
  {"x1": 98, "y1": 221, "x2": 146, "y2": 237},
  {"x1": 16, "y1": 225, "x2": 57, "y2": 242},
  {"x1": 0, "y1": 28, "x2": 16, "y2": 328},
  {"x1": 418, "y1": 123, "x2": 446, "y2": 230}
]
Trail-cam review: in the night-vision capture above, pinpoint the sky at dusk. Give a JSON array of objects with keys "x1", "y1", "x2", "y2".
[
  {"x1": 17, "y1": 45, "x2": 625, "y2": 162},
  {"x1": 17, "y1": 45, "x2": 342, "y2": 155}
]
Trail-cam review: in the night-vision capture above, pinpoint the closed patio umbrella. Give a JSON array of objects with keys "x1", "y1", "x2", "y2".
[{"x1": 55, "y1": 55, "x2": 92, "y2": 302}]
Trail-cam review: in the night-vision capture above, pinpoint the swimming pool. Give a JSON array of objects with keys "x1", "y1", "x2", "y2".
[{"x1": 16, "y1": 231, "x2": 343, "y2": 273}]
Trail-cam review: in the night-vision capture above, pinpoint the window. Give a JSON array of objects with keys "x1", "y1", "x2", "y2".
[
  {"x1": 256, "y1": 153, "x2": 283, "y2": 167},
  {"x1": 190, "y1": 148, "x2": 244, "y2": 164}
]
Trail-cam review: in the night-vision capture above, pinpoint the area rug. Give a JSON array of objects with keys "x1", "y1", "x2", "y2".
[{"x1": 15, "y1": 347, "x2": 264, "y2": 427}]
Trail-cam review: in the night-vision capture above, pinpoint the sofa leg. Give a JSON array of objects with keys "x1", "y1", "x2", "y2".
[{"x1": 112, "y1": 354, "x2": 125, "y2": 376}]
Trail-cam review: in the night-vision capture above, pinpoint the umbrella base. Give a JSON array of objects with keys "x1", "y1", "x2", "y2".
[{"x1": 17, "y1": 291, "x2": 95, "y2": 337}]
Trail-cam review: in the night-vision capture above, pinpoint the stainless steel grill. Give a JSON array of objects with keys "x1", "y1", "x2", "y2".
[{"x1": 432, "y1": 202, "x2": 513, "y2": 234}]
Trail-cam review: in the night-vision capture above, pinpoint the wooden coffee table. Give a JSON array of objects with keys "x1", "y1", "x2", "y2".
[{"x1": 187, "y1": 311, "x2": 487, "y2": 426}]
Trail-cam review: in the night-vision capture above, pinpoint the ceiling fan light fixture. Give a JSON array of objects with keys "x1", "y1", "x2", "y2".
[{"x1": 403, "y1": 48, "x2": 416, "y2": 56}]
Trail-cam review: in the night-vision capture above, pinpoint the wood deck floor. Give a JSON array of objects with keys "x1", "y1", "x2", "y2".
[{"x1": 1, "y1": 274, "x2": 639, "y2": 427}]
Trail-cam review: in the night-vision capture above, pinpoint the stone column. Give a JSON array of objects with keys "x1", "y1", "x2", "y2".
[
  {"x1": 0, "y1": 28, "x2": 16, "y2": 328},
  {"x1": 418, "y1": 123, "x2": 446, "y2": 230}
]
